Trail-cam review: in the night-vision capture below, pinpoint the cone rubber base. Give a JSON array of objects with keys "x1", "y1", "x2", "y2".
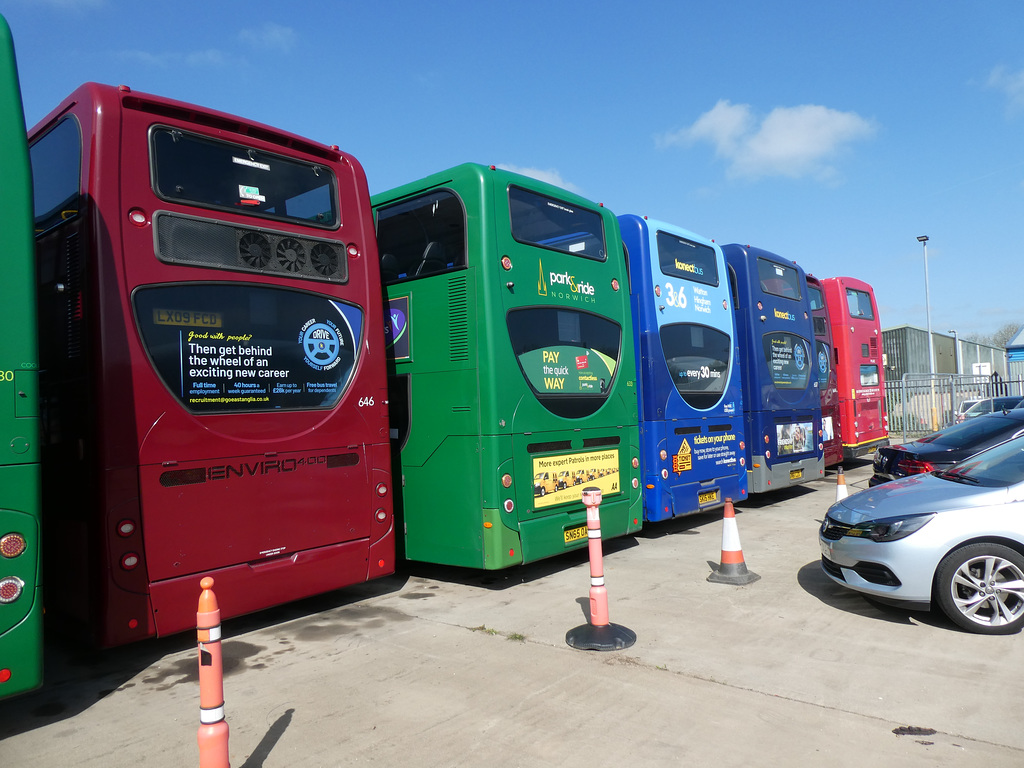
[
  {"x1": 707, "y1": 563, "x2": 761, "y2": 585},
  {"x1": 566, "y1": 622, "x2": 637, "y2": 651}
]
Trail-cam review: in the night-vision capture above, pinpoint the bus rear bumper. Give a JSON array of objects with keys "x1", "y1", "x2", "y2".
[
  {"x1": 843, "y1": 438, "x2": 889, "y2": 460},
  {"x1": 748, "y1": 455, "x2": 824, "y2": 494}
]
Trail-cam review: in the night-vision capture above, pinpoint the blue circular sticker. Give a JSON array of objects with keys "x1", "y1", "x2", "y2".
[
  {"x1": 301, "y1": 321, "x2": 341, "y2": 369},
  {"x1": 794, "y1": 341, "x2": 806, "y2": 370}
]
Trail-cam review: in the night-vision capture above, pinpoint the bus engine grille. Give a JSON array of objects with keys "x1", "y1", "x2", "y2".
[{"x1": 154, "y1": 211, "x2": 348, "y2": 283}]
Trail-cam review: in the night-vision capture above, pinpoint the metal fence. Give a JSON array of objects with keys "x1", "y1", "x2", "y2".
[{"x1": 886, "y1": 374, "x2": 1024, "y2": 442}]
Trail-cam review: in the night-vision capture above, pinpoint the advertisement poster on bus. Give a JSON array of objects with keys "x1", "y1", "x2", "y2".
[
  {"x1": 134, "y1": 284, "x2": 362, "y2": 413},
  {"x1": 762, "y1": 332, "x2": 811, "y2": 390},
  {"x1": 518, "y1": 346, "x2": 616, "y2": 395},
  {"x1": 532, "y1": 449, "x2": 619, "y2": 508},
  {"x1": 672, "y1": 433, "x2": 740, "y2": 474},
  {"x1": 776, "y1": 420, "x2": 815, "y2": 456}
]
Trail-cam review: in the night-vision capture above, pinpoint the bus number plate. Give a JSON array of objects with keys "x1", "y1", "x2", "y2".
[
  {"x1": 564, "y1": 525, "x2": 588, "y2": 544},
  {"x1": 698, "y1": 489, "x2": 719, "y2": 506},
  {"x1": 790, "y1": 468, "x2": 803, "y2": 481}
]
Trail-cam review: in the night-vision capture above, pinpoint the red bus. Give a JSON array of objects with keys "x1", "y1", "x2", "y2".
[
  {"x1": 29, "y1": 83, "x2": 394, "y2": 647},
  {"x1": 821, "y1": 276, "x2": 888, "y2": 460},
  {"x1": 806, "y1": 275, "x2": 842, "y2": 466}
]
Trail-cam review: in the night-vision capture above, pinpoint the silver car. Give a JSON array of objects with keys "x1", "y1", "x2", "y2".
[{"x1": 820, "y1": 434, "x2": 1024, "y2": 634}]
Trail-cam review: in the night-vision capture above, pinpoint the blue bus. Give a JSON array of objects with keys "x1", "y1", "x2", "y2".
[
  {"x1": 620, "y1": 216, "x2": 746, "y2": 521},
  {"x1": 723, "y1": 244, "x2": 823, "y2": 492}
]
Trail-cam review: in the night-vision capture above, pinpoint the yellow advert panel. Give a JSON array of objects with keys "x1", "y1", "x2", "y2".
[{"x1": 532, "y1": 449, "x2": 620, "y2": 509}]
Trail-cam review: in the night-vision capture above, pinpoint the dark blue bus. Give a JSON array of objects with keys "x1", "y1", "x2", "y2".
[
  {"x1": 723, "y1": 244, "x2": 823, "y2": 492},
  {"x1": 620, "y1": 215, "x2": 746, "y2": 521}
]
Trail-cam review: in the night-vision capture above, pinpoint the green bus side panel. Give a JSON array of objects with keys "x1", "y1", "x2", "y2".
[{"x1": 0, "y1": 13, "x2": 43, "y2": 699}]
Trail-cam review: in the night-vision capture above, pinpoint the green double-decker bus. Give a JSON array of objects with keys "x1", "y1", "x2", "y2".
[
  {"x1": 374, "y1": 164, "x2": 642, "y2": 569},
  {"x1": 0, "y1": 13, "x2": 42, "y2": 699}
]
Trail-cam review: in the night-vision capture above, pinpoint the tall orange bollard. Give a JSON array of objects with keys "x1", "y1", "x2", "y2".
[
  {"x1": 566, "y1": 486, "x2": 636, "y2": 651},
  {"x1": 196, "y1": 577, "x2": 230, "y2": 768}
]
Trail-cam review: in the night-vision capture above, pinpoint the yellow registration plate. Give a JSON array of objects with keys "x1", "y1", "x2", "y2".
[
  {"x1": 790, "y1": 468, "x2": 803, "y2": 481},
  {"x1": 698, "y1": 489, "x2": 719, "y2": 506},
  {"x1": 564, "y1": 524, "x2": 587, "y2": 544}
]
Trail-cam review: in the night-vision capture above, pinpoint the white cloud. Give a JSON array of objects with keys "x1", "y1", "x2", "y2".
[
  {"x1": 117, "y1": 48, "x2": 228, "y2": 69},
  {"x1": 987, "y1": 65, "x2": 1024, "y2": 113},
  {"x1": 496, "y1": 164, "x2": 581, "y2": 194},
  {"x1": 239, "y1": 23, "x2": 297, "y2": 54},
  {"x1": 659, "y1": 99, "x2": 876, "y2": 182}
]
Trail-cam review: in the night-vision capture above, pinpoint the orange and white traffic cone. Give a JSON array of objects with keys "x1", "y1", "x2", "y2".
[
  {"x1": 835, "y1": 465, "x2": 849, "y2": 502},
  {"x1": 196, "y1": 577, "x2": 230, "y2": 768},
  {"x1": 708, "y1": 498, "x2": 760, "y2": 585}
]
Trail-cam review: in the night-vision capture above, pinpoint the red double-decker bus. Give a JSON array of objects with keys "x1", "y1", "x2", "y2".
[
  {"x1": 821, "y1": 276, "x2": 888, "y2": 460},
  {"x1": 806, "y1": 275, "x2": 842, "y2": 466},
  {"x1": 29, "y1": 83, "x2": 394, "y2": 647}
]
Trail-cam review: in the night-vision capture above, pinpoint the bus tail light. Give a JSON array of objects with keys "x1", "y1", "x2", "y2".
[
  {"x1": 375, "y1": 509, "x2": 388, "y2": 522},
  {"x1": 120, "y1": 553, "x2": 140, "y2": 570},
  {"x1": 632, "y1": 457, "x2": 640, "y2": 468},
  {"x1": 501, "y1": 474, "x2": 512, "y2": 488},
  {"x1": 659, "y1": 450, "x2": 667, "y2": 461},
  {"x1": 376, "y1": 483, "x2": 389, "y2": 497},
  {"x1": 0, "y1": 576, "x2": 25, "y2": 603},
  {"x1": 611, "y1": 278, "x2": 620, "y2": 292},
  {"x1": 116, "y1": 519, "x2": 136, "y2": 537},
  {"x1": 501, "y1": 256, "x2": 512, "y2": 271},
  {"x1": 631, "y1": 478, "x2": 639, "y2": 489},
  {"x1": 346, "y1": 243, "x2": 360, "y2": 258},
  {"x1": 0, "y1": 533, "x2": 26, "y2": 559},
  {"x1": 661, "y1": 469, "x2": 669, "y2": 479},
  {"x1": 503, "y1": 499, "x2": 515, "y2": 513}
]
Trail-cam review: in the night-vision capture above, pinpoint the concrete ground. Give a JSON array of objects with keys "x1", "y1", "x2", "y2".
[{"x1": 1, "y1": 460, "x2": 1022, "y2": 767}]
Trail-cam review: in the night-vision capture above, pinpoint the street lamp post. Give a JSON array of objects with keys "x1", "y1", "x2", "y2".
[
  {"x1": 918, "y1": 235, "x2": 938, "y2": 429},
  {"x1": 949, "y1": 329, "x2": 960, "y2": 376},
  {"x1": 917, "y1": 235, "x2": 936, "y2": 376}
]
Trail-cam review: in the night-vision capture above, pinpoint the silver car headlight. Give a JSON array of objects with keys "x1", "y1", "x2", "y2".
[{"x1": 845, "y1": 513, "x2": 935, "y2": 542}]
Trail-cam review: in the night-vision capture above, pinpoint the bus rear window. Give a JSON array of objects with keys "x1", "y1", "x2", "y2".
[
  {"x1": 507, "y1": 307, "x2": 620, "y2": 418},
  {"x1": 151, "y1": 127, "x2": 338, "y2": 228},
  {"x1": 762, "y1": 332, "x2": 812, "y2": 390},
  {"x1": 757, "y1": 258, "x2": 801, "y2": 300},
  {"x1": 375, "y1": 189, "x2": 466, "y2": 283},
  {"x1": 30, "y1": 117, "x2": 82, "y2": 234},
  {"x1": 509, "y1": 186, "x2": 606, "y2": 261},
  {"x1": 133, "y1": 283, "x2": 362, "y2": 413},
  {"x1": 807, "y1": 284, "x2": 825, "y2": 311},
  {"x1": 656, "y1": 231, "x2": 719, "y2": 286},
  {"x1": 860, "y1": 364, "x2": 879, "y2": 386},
  {"x1": 846, "y1": 288, "x2": 875, "y2": 320},
  {"x1": 659, "y1": 323, "x2": 729, "y2": 409}
]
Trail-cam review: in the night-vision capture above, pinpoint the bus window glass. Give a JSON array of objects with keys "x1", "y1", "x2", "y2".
[
  {"x1": 860, "y1": 364, "x2": 879, "y2": 386},
  {"x1": 507, "y1": 307, "x2": 620, "y2": 418},
  {"x1": 807, "y1": 284, "x2": 825, "y2": 311},
  {"x1": 815, "y1": 341, "x2": 831, "y2": 387},
  {"x1": 761, "y1": 332, "x2": 812, "y2": 390},
  {"x1": 509, "y1": 186, "x2": 606, "y2": 261},
  {"x1": 375, "y1": 190, "x2": 466, "y2": 283},
  {"x1": 846, "y1": 288, "x2": 875, "y2": 320},
  {"x1": 655, "y1": 231, "x2": 719, "y2": 287},
  {"x1": 30, "y1": 117, "x2": 81, "y2": 234},
  {"x1": 133, "y1": 283, "x2": 363, "y2": 413},
  {"x1": 659, "y1": 323, "x2": 729, "y2": 409},
  {"x1": 151, "y1": 127, "x2": 338, "y2": 228},
  {"x1": 756, "y1": 258, "x2": 801, "y2": 300}
]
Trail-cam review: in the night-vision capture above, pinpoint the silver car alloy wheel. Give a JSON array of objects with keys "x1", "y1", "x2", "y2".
[{"x1": 936, "y1": 543, "x2": 1024, "y2": 634}]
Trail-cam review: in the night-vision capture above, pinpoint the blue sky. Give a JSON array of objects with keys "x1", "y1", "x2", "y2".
[{"x1": 4, "y1": 1, "x2": 1022, "y2": 340}]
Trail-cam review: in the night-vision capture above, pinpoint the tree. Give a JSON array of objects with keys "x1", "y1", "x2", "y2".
[{"x1": 965, "y1": 322, "x2": 1023, "y2": 348}]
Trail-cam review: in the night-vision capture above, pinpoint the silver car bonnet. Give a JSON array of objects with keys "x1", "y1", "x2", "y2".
[{"x1": 826, "y1": 473, "x2": 1011, "y2": 524}]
